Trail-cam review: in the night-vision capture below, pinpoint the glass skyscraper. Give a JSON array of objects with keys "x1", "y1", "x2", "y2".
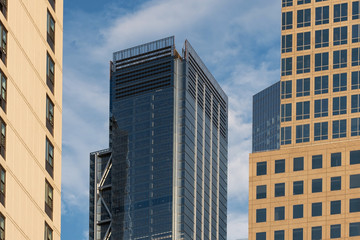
[{"x1": 90, "y1": 36, "x2": 228, "y2": 240}]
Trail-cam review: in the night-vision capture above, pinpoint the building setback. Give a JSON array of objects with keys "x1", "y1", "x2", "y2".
[
  {"x1": 249, "y1": 0, "x2": 360, "y2": 239},
  {"x1": 89, "y1": 36, "x2": 228, "y2": 240}
]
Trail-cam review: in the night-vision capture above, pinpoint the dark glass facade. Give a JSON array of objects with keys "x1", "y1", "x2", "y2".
[
  {"x1": 252, "y1": 82, "x2": 280, "y2": 152},
  {"x1": 90, "y1": 36, "x2": 228, "y2": 240}
]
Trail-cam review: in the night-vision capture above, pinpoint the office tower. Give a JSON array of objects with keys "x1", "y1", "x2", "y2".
[
  {"x1": 249, "y1": 0, "x2": 360, "y2": 239},
  {"x1": 90, "y1": 36, "x2": 228, "y2": 240},
  {"x1": 0, "y1": 0, "x2": 63, "y2": 239}
]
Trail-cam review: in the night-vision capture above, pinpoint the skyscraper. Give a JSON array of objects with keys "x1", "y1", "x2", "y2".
[
  {"x1": 90, "y1": 36, "x2": 228, "y2": 240},
  {"x1": 0, "y1": 0, "x2": 63, "y2": 239},
  {"x1": 249, "y1": 0, "x2": 360, "y2": 239}
]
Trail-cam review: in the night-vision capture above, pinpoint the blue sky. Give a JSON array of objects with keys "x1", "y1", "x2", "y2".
[{"x1": 61, "y1": 0, "x2": 281, "y2": 239}]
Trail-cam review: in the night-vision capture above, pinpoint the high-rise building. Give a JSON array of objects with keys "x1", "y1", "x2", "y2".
[
  {"x1": 0, "y1": 0, "x2": 63, "y2": 239},
  {"x1": 89, "y1": 36, "x2": 228, "y2": 240},
  {"x1": 249, "y1": 0, "x2": 360, "y2": 239}
]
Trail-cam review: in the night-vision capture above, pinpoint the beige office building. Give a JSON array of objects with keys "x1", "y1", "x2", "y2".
[
  {"x1": 0, "y1": 0, "x2": 63, "y2": 239},
  {"x1": 249, "y1": 0, "x2": 360, "y2": 239}
]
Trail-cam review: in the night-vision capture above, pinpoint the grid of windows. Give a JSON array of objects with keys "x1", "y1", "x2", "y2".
[
  {"x1": 333, "y1": 73, "x2": 347, "y2": 92},
  {"x1": 281, "y1": 57, "x2": 292, "y2": 76},
  {"x1": 296, "y1": 124, "x2": 309, "y2": 143},
  {"x1": 315, "y1": 52, "x2": 329, "y2": 71},
  {"x1": 354, "y1": 1, "x2": 360, "y2": 20},
  {"x1": 281, "y1": 103, "x2": 291, "y2": 122},
  {"x1": 296, "y1": 101, "x2": 310, "y2": 120},
  {"x1": 282, "y1": 0, "x2": 293, "y2": 7},
  {"x1": 352, "y1": 71, "x2": 360, "y2": 89},
  {"x1": 315, "y1": 6, "x2": 329, "y2": 25},
  {"x1": 351, "y1": 94, "x2": 360, "y2": 113},
  {"x1": 296, "y1": 78, "x2": 310, "y2": 97},
  {"x1": 334, "y1": 3, "x2": 348, "y2": 22},
  {"x1": 353, "y1": 24, "x2": 360, "y2": 43},
  {"x1": 282, "y1": 11, "x2": 293, "y2": 30},
  {"x1": 333, "y1": 119, "x2": 347, "y2": 139},
  {"x1": 314, "y1": 122, "x2": 328, "y2": 141},
  {"x1": 334, "y1": 26, "x2": 348, "y2": 45},
  {"x1": 282, "y1": 34, "x2": 292, "y2": 53},
  {"x1": 352, "y1": 47, "x2": 360, "y2": 66},
  {"x1": 281, "y1": 126, "x2": 291, "y2": 145},
  {"x1": 281, "y1": 80, "x2": 292, "y2": 99},
  {"x1": 297, "y1": 55, "x2": 310, "y2": 74},
  {"x1": 314, "y1": 99, "x2": 328, "y2": 118},
  {"x1": 297, "y1": 9, "x2": 311, "y2": 28},
  {"x1": 315, "y1": 29, "x2": 329, "y2": 48},
  {"x1": 298, "y1": 0, "x2": 310, "y2": 4},
  {"x1": 315, "y1": 76, "x2": 328, "y2": 94},
  {"x1": 297, "y1": 32, "x2": 311, "y2": 51},
  {"x1": 333, "y1": 49, "x2": 347, "y2": 69},
  {"x1": 333, "y1": 96, "x2": 347, "y2": 115},
  {"x1": 351, "y1": 117, "x2": 360, "y2": 136}
]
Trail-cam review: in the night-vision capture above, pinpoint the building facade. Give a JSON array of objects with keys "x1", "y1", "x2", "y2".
[
  {"x1": 0, "y1": 0, "x2": 63, "y2": 239},
  {"x1": 90, "y1": 37, "x2": 228, "y2": 240},
  {"x1": 250, "y1": 0, "x2": 360, "y2": 239}
]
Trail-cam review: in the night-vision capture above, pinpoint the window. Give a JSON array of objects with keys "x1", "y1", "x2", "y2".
[
  {"x1": 352, "y1": 47, "x2": 360, "y2": 66},
  {"x1": 331, "y1": 200, "x2": 341, "y2": 215},
  {"x1": 350, "y1": 222, "x2": 360, "y2": 237},
  {"x1": 331, "y1": 152, "x2": 341, "y2": 167},
  {"x1": 296, "y1": 101, "x2": 310, "y2": 120},
  {"x1": 315, "y1": 6, "x2": 329, "y2": 25},
  {"x1": 275, "y1": 206, "x2": 285, "y2": 221},
  {"x1": 282, "y1": 0, "x2": 293, "y2": 7},
  {"x1": 298, "y1": 0, "x2": 310, "y2": 4},
  {"x1": 333, "y1": 96, "x2": 347, "y2": 115},
  {"x1": 314, "y1": 122, "x2": 328, "y2": 141},
  {"x1": 281, "y1": 80, "x2": 292, "y2": 99},
  {"x1": 315, "y1": 29, "x2": 329, "y2": 48},
  {"x1": 314, "y1": 99, "x2": 328, "y2": 118},
  {"x1": 333, "y1": 119, "x2": 346, "y2": 139},
  {"x1": 0, "y1": 166, "x2": 4, "y2": 206},
  {"x1": 281, "y1": 103, "x2": 291, "y2": 122},
  {"x1": 297, "y1": 9, "x2": 311, "y2": 28},
  {"x1": 331, "y1": 176, "x2": 341, "y2": 191},
  {"x1": 274, "y1": 230, "x2": 284, "y2": 240},
  {"x1": 256, "y1": 185, "x2": 266, "y2": 199},
  {"x1": 275, "y1": 183, "x2": 285, "y2": 197},
  {"x1": 45, "y1": 138, "x2": 54, "y2": 178},
  {"x1": 281, "y1": 126, "x2": 291, "y2": 145},
  {"x1": 0, "y1": 213, "x2": 4, "y2": 240},
  {"x1": 333, "y1": 73, "x2": 347, "y2": 92},
  {"x1": 256, "y1": 208, "x2": 266, "y2": 223},
  {"x1": 353, "y1": 24, "x2": 360, "y2": 43},
  {"x1": 0, "y1": 0, "x2": 7, "y2": 19},
  {"x1": 46, "y1": 96, "x2": 54, "y2": 135},
  {"x1": 312, "y1": 155, "x2": 322, "y2": 169},
  {"x1": 315, "y1": 76, "x2": 328, "y2": 94},
  {"x1": 281, "y1": 58, "x2": 292, "y2": 76},
  {"x1": 352, "y1": 94, "x2": 360, "y2": 113},
  {"x1": 293, "y1": 228, "x2": 303, "y2": 240},
  {"x1": 350, "y1": 198, "x2": 360, "y2": 213},
  {"x1": 334, "y1": 3, "x2": 348, "y2": 22},
  {"x1": 315, "y1": 52, "x2": 329, "y2": 71},
  {"x1": 0, "y1": 71, "x2": 5, "y2": 113},
  {"x1": 296, "y1": 124, "x2": 310, "y2": 143},
  {"x1": 333, "y1": 49, "x2": 347, "y2": 69},
  {"x1": 352, "y1": 71, "x2": 360, "y2": 90},
  {"x1": 312, "y1": 178, "x2": 322, "y2": 193},
  {"x1": 351, "y1": 117, "x2": 360, "y2": 136},
  {"x1": 350, "y1": 150, "x2": 360, "y2": 165},
  {"x1": 293, "y1": 180, "x2": 304, "y2": 195},
  {"x1": 0, "y1": 23, "x2": 7, "y2": 66},
  {"x1": 296, "y1": 78, "x2": 310, "y2": 97},
  {"x1": 0, "y1": 118, "x2": 5, "y2": 160},
  {"x1": 257, "y1": 162, "x2": 267, "y2": 176},
  {"x1": 48, "y1": 0, "x2": 55, "y2": 11},
  {"x1": 45, "y1": 180, "x2": 53, "y2": 219},
  {"x1": 330, "y1": 224, "x2": 341, "y2": 239},
  {"x1": 293, "y1": 204, "x2": 303, "y2": 219},
  {"x1": 256, "y1": 232, "x2": 266, "y2": 240},
  {"x1": 293, "y1": 157, "x2": 304, "y2": 171},
  {"x1": 334, "y1": 26, "x2": 348, "y2": 46},
  {"x1": 297, "y1": 32, "x2": 311, "y2": 51},
  {"x1": 282, "y1": 34, "x2": 292, "y2": 53},
  {"x1": 282, "y1": 11, "x2": 293, "y2": 30},
  {"x1": 350, "y1": 174, "x2": 360, "y2": 188},
  {"x1": 354, "y1": 1, "x2": 360, "y2": 20},
  {"x1": 47, "y1": 11, "x2": 55, "y2": 51},
  {"x1": 46, "y1": 53, "x2": 55, "y2": 93},
  {"x1": 45, "y1": 222, "x2": 53, "y2": 240},
  {"x1": 296, "y1": 55, "x2": 310, "y2": 74},
  {"x1": 312, "y1": 226, "x2": 322, "y2": 240},
  {"x1": 275, "y1": 159, "x2": 285, "y2": 173},
  {"x1": 312, "y1": 202, "x2": 322, "y2": 217}
]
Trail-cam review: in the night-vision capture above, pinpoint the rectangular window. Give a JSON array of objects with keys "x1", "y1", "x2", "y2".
[
  {"x1": 256, "y1": 185, "x2": 266, "y2": 199},
  {"x1": 297, "y1": 32, "x2": 311, "y2": 51},
  {"x1": 312, "y1": 226, "x2": 322, "y2": 240},
  {"x1": 334, "y1": 3, "x2": 348, "y2": 22},
  {"x1": 334, "y1": 26, "x2": 348, "y2": 46},
  {"x1": 48, "y1": 0, "x2": 55, "y2": 11},
  {"x1": 354, "y1": 1, "x2": 360, "y2": 20},
  {"x1": 331, "y1": 224, "x2": 341, "y2": 238},
  {"x1": 315, "y1": 29, "x2": 329, "y2": 48},
  {"x1": 282, "y1": 34, "x2": 292, "y2": 53},
  {"x1": 257, "y1": 162, "x2": 267, "y2": 176},
  {"x1": 0, "y1": 118, "x2": 5, "y2": 160},
  {"x1": 281, "y1": 126, "x2": 291, "y2": 145},
  {"x1": 281, "y1": 103, "x2": 291, "y2": 122},
  {"x1": 0, "y1": 71, "x2": 6, "y2": 113},
  {"x1": 352, "y1": 71, "x2": 360, "y2": 90},
  {"x1": 350, "y1": 198, "x2": 360, "y2": 213},
  {"x1": 293, "y1": 204, "x2": 303, "y2": 219},
  {"x1": 47, "y1": 11, "x2": 55, "y2": 51},
  {"x1": 297, "y1": 55, "x2": 310, "y2": 74},
  {"x1": 315, "y1": 6, "x2": 329, "y2": 25},
  {"x1": 331, "y1": 176, "x2": 341, "y2": 191},
  {"x1": 297, "y1": 9, "x2": 311, "y2": 28},
  {"x1": 331, "y1": 200, "x2": 341, "y2": 215},
  {"x1": 293, "y1": 228, "x2": 303, "y2": 240},
  {"x1": 314, "y1": 76, "x2": 328, "y2": 94},
  {"x1": 315, "y1": 52, "x2": 329, "y2": 71},
  {"x1": 333, "y1": 96, "x2": 347, "y2": 115},
  {"x1": 256, "y1": 232, "x2": 266, "y2": 240},
  {"x1": 293, "y1": 180, "x2": 304, "y2": 195},
  {"x1": 296, "y1": 78, "x2": 310, "y2": 97},
  {"x1": 0, "y1": 166, "x2": 4, "y2": 207},
  {"x1": 312, "y1": 202, "x2": 322, "y2": 217},
  {"x1": 281, "y1": 80, "x2": 292, "y2": 99},
  {"x1": 281, "y1": 57, "x2": 292, "y2": 76},
  {"x1": 293, "y1": 157, "x2": 304, "y2": 171},
  {"x1": 0, "y1": 213, "x2": 4, "y2": 240},
  {"x1": 0, "y1": 0, "x2": 7, "y2": 19},
  {"x1": 351, "y1": 118, "x2": 360, "y2": 136},
  {"x1": 350, "y1": 222, "x2": 360, "y2": 237},
  {"x1": 282, "y1": 0, "x2": 293, "y2": 7},
  {"x1": 274, "y1": 230, "x2": 284, "y2": 240},
  {"x1": 352, "y1": 47, "x2": 360, "y2": 66},
  {"x1": 298, "y1": 0, "x2": 310, "y2": 4},
  {"x1": 46, "y1": 96, "x2": 54, "y2": 135},
  {"x1": 296, "y1": 101, "x2": 310, "y2": 120},
  {"x1": 332, "y1": 119, "x2": 347, "y2": 139},
  {"x1": 350, "y1": 150, "x2": 360, "y2": 165},
  {"x1": 45, "y1": 138, "x2": 54, "y2": 178},
  {"x1": 331, "y1": 152, "x2": 341, "y2": 167},
  {"x1": 353, "y1": 24, "x2": 360, "y2": 43},
  {"x1": 46, "y1": 53, "x2": 55, "y2": 93},
  {"x1": 314, "y1": 99, "x2": 328, "y2": 118},
  {"x1": 256, "y1": 208, "x2": 266, "y2": 223},
  {"x1": 282, "y1": 11, "x2": 293, "y2": 30},
  {"x1": 352, "y1": 94, "x2": 360, "y2": 113},
  {"x1": 333, "y1": 49, "x2": 347, "y2": 69},
  {"x1": 314, "y1": 122, "x2": 328, "y2": 141},
  {"x1": 275, "y1": 159, "x2": 285, "y2": 174},
  {"x1": 350, "y1": 174, "x2": 360, "y2": 188},
  {"x1": 45, "y1": 222, "x2": 53, "y2": 240},
  {"x1": 296, "y1": 124, "x2": 310, "y2": 143},
  {"x1": 312, "y1": 155, "x2": 322, "y2": 169},
  {"x1": 312, "y1": 178, "x2": 322, "y2": 193},
  {"x1": 0, "y1": 23, "x2": 7, "y2": 66},
  {"x1": 45, "y1": 180, "x2": 53, "y2": 219},
  {"x1": 275, "y1": 206, "x2": 285, "y2": 221},
  {"x1": 275, "y1": 183, "x2": 285, "y2": 197},
  {"x1": 333, "y1": 73, "x2": 347, "y2": 92}
]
